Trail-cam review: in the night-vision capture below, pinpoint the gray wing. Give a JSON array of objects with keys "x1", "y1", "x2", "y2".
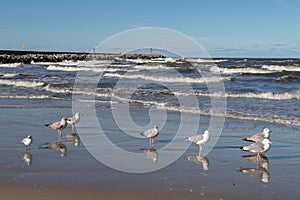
[
  {"x1": 243, "y1": 133, "x2": 264, "y2": 142},
  {"x1": 244, "y1": 142, "x2": 264, "y2": 153},
  {"x1": 186, "y1": 135, "x2": 203, "y2": 143},
  {"x1": 143, "y1": 128, "x2": 158, "y2": 138}
]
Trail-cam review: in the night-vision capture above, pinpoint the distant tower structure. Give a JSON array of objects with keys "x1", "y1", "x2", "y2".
[
  {"x1": 22, "y1": 44, "x2": 26, "y2": 49},
  {"x1": 150, "y1": 48, "x2": 152, "y2": 55}
]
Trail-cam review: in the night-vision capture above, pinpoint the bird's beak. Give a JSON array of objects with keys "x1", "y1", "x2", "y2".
[{"x1": 269, "y1": 141, "x2": 272, "y2": 144}]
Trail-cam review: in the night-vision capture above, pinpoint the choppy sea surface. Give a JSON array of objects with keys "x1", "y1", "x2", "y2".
[
  {"x1": 1, "y1": 57, "x2": 300, "y2": 199},
  {"x1": 1, "y1": 57, "x2": 300, "y2": 126}
]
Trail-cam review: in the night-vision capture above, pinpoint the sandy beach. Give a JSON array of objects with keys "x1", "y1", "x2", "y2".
[{"x1": 0, "y1": 98, "x2": 300, "y2": 199}]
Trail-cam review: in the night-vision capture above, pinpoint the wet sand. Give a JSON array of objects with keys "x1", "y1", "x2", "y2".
[
  {"x1": 0, "y1": 98, "x2": 300, "y2": 199},
  {"x1": 0, "y1": 183, "x2": 257, "y2": 200}
]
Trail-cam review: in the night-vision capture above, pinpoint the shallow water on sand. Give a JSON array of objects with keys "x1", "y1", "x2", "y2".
[{"x1": 0, "y1": 98, "x2": 300, "y2": 199}]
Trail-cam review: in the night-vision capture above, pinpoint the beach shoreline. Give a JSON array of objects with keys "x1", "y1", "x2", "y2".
[{"x1": 0, "y1": 182, "x2": 257, "y2": 200}]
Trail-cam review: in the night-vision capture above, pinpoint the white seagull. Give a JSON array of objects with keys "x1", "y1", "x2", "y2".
[
  {"x1": 186, "y1": 130, "x2": 210, "y2": 154},
  {"x1": 21, "y1": 135, "x2": 32, "y2": 150},
  {"x1": 67, "y1": 112, "x2": 80, "y2": 132},
  {"x1": 141, "y1": 125, "x2": 159, "y2": 146},
  {"x1": 242, "y1": 128, "x2": 271, "y2": 143},
  {"x1": 45, "y1": 117, "x2": 68, "y2": 139},
  {"x1": 240, "y1": 138, "x2": 272, "y2": 155}
]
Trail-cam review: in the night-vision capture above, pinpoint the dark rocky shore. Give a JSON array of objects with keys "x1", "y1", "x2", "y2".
[{"x1": 0, "y1": 50, "x2": 165, "y2": 64}]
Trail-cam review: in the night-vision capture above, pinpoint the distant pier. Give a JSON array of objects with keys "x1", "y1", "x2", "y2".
[{"x1": 0, "y1": 50, "x2": 165, "y2": 64}]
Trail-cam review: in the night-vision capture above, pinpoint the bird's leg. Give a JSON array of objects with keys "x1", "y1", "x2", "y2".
[
  {"x1": 256, "y1": 153, "x2": 261, "y2": 166},
  {"x1": 58, "y1": 130, "x2": 62, "y2": 142},
  {"x1": 199, "y1": 144, "x2": 203, "y2": 156},
  {"x1": 72, "y1": 125, "x2": 75, "y2": 133}
]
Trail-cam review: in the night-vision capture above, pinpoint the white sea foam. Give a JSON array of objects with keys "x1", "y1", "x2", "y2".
[
  {"x1": 210, "y1": 66, "x2": 274, "y2": 74},
  {"x1": 108, "y1": 96, "x2": 300, "y2": 126},
  {"x1": 0, "y1": 73, "x2": 20, "y2": 78},
  {"x1": 47, "y1": 65, "x2": 123, "y2": 72},
  {"x1": 262, "y1": 65, "x2": 300, "y2": 72},
  {"x1": 173, "y1": 91, "x2": 300, "y2": 100},
  {"x1": 0, "y1": 95, "x2": 61, "y2": 99},
  {"x1": 44, "y1": 84, "x2": 111, "y2": 98},
  {"x1": 0, "y1": 63, "x2": 23, "y2": 68},
  {"x1": 0, "y1": 79, "x2": 46, "y2": 88},
  {"x1": 133, "y1": 64, "x2": 170, "y2": 70},
  {"x1": 187, "y1": 58, "x2": 228, "y2": 63},
  {"x1": 104, "y1": 73, "x2": 230, "y2": 83}
]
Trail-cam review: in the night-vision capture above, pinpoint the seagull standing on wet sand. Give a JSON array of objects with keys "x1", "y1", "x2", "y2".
[
  {"x1": 45, "y1": 117, "x2": 68, "y2": 139},
  {"x1": 242, "y1": 128, "x2": 271, "y2": 143},
  {"x1": 186, "y1": 130, "x2": 210, "y2": 155},
  {"x1": 141, "y1": 125, "x2": 159, "y2": 146},
  {"x1": 240, "y1": 138, "x2": 272, "y2": 157},
  {"x1": 67, "y1": 112, "x2": 80, "y2": 132},
  {"x1": 21, "y1": 135, "x2": 32, "y2": 150}
]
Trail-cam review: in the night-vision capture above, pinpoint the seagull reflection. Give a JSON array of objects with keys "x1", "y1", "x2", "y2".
[
  {"x1": 237, "y1": 154, "x2": 270, "y2": 183},
  {"x1": 40, "y1": 142, "x2": 67, "y2": 157},
  {"x1": 19, "y1": 152, "x2": 33, "y2": 165},
  {"x1": 64, "y1": 133, "x2": 80, "y2": 146},
  {"x1": 140, "y1": 148, "x2": 158, "y2": 162},
  {"x1": 242, "y1": 154, "x2": 269, "y2": 169},
  {"x1": 185, "y1": 155, "x2": 209, "y2": 171},
  {"x1": 237, "y1": 166, "x2": 270, "y2": 183}
]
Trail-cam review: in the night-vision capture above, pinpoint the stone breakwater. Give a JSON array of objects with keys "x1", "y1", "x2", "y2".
[{"x1": 0, "y1": 50, "x2": 165, "y2": 64}]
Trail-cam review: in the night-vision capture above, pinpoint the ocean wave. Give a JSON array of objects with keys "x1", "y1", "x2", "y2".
[
  {"x1": 187, "y1": 58, "x2": 228, "y2": 63},
  {"x1": 44, "y1": 84, "x2": 111, "y2": 98},
  {"x1": 0, "y1": 63, "x2": 23, "y2": 68},
  {"x1": 0, "y1": 73, "x2": 22, "y2": 78},
  {"x1": 0, "y1": 79, "x2": 46, "y2": 88},
  {"x1": 133, "y1": 64, "x2": 170, "y2": 70},
  {"x1": 104, "y1": 73, "x2": 230, "y2": 83},
  {"x1": 262, "y1": 65, "x2": 300, "y2": 72},
  {"x1": 175, "y1": 91, "x2": 300, "y2": 100},
  {"x1": 47, "y1": 65, "x2": 124, "y2": 72},
  {"x1": 0, "y1": 95, "x2": 62, "y2": 99},
  {"x1": 210, "y1": 66, "x2": 274, "y2": 74},
  {"x1": 137, "y1": 90, "x2": 300, "y2": 101},
  {"x1": 108, "y1": 96, "x2": 300, "y2": 126}
]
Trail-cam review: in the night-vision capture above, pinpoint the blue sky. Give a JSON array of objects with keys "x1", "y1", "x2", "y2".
[{"x1": 1, "y1": 0, "x2": 299, "y2": 57}]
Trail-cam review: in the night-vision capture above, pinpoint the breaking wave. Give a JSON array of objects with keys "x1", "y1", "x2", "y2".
[
  {"x1": 0, "y1": 79, "x2": 46, "y2": 88},
  {"x1": 104, "y1": 73, "x2": 230, "y2": 83}
]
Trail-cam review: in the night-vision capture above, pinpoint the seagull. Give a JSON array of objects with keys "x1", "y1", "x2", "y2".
[
  {"x1": 240, "y1": 138, "x2": 272, "y2": 156},
  {"x1": 242, "y1": 128, "x2": 271, "y2": 143},
  {"x1": 67, "y1": 113, "x2": 80, "y2": 132},
  {"x1": 185, "y1": 130, "x2": 210, "y2": 154},
  {"x1": 45, "y1": 117, "x2": 68, "y2": 139},
  {"x1": 21, "y1": 135, "x2": 32, "y2": 150},
  {"x1": 141, "y1": 125, "x2": 159, "y2": 145}
]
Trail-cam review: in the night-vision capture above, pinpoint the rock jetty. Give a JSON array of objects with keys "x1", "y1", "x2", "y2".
[{"x1": 0, "y1": 50, "x2": 165, "y2": 64}]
